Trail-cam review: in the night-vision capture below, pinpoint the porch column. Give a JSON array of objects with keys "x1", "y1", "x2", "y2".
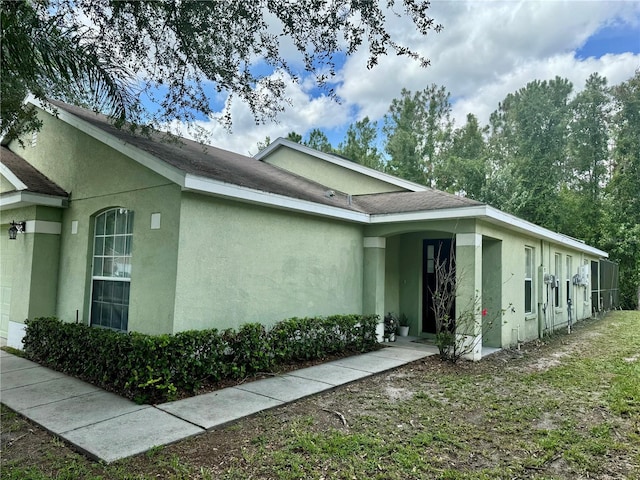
[
  {"x1": 455, "y1": 233, "x2": 483, "y2": 360},
  {"x1": 363, "y1": 237, "x2": 386, "y2": 342}
]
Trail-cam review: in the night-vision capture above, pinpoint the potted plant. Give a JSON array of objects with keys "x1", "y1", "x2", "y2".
[
  {"x1": 398, "y1": 313, "x2": 410, "y2": 337},
  {"x1": 384, "y1": 312, "x2": 398, "y2": 342}
]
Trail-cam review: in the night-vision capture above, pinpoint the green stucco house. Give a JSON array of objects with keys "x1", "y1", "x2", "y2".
[{"x1": 0, "y1": 99, "x2": 607, "y2": 359}]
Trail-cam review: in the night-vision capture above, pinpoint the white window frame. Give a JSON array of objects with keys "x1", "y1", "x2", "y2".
[
  {"x1": 554, "y1": 253, "x2": 562, "y2": 308},
  {"x1": 90, "y1": 208, "x2": 133, "y2": 331},
  {"x1": 566, "y1": 255, "x2": 572, "y2": 304},
  {"x1": 525, "y1": 246, "x2": 534, "y2": 314}
]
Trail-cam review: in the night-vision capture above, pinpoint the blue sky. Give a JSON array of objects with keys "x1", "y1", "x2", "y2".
[
  {"x1": 165, "y1": 1, "x2": 640, "y2": 155},
  {"x1": 576, "y1": 21, "x2": 640, "y2": 59}
]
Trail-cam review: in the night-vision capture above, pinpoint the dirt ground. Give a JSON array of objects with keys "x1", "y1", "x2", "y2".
[{"x1": 2, "y1": 314, "x2": 639, "y2": 479}]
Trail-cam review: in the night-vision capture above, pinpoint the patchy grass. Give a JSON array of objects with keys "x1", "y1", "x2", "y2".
[{"x1": 2, "y1": 311, "x2": 639, "y2": 479}]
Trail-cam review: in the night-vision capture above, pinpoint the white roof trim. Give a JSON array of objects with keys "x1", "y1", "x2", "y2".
[
  {"x1": 184, "y1": 174, "x2": 370, "y2": 223},
  {"x1": 254, "y1": 137, "x2": 428, "y2": 192},
  {"x1": 483, "y1": 206, "x2": 608, "y2": 257},
  {"x1": 0, "y1": 190, "x2": 68, "y2": 209},
  {"x1": 27, "y1": 98, "x2": 605, "y2": 258},
  {"x1": 369, "y1": 205, "x2": 607, "y2": 257},
  {"x1": 26, "y1": 97, "x2": 187, "y2": 188},
  {"x1": 0, "y1": 161, "x2": 28, "y2": 190}
]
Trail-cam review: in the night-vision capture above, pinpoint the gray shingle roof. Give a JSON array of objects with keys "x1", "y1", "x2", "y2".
[
  {"x1": 47, "y1": 100, "x2": 484, "y2": 216},
  {"x1": 49, "y1": 100, "x2": 367, "y2": 212},
  {"x1": 354, "y1": 189, "x2": 483, "y2": 214},
  {"x1": 1, "y1": 146, "x2": 69, "y2": 197}
]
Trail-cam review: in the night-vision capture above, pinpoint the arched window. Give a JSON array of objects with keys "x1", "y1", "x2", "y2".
[{"x1": 91, "y1": 208, "x2": 133, "y2": 331}]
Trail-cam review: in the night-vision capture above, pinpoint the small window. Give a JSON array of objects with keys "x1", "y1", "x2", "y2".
[
  {"x1": 554, "y1": 253, "x2": 561, "y2": 308},
  {"x1": 525, "y1": 246, "x2": 534, "y2": 314},
  {"x1": 566, "y1": 256, "x2": 572, "y2": 303},
  {"x1": 427, "y1": 245, "x2": 435, "y2": 273},
  {"x1": 91, "y1": 208, "x2": 133, "y2": 331}
]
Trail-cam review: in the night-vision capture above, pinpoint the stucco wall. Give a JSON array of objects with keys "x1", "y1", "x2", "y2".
[
  {"x1": 0, "y1": 173, "x2": 15, "y2": 193},
  {"x1": 263, "y1": 148, "x2": 406, "y2": 195},
  {"x1": 0, "y1": 205, "x2": 61, "y2": 344},
  {"x1": 173, "y1": 193, "x2": 364, "y2": 332},
  {"x1": 362, "y1": 218, "x2": 599, "y2": 346},
  {"x1": 8, "y1": 110, "x2": 182, "y2": 334},
  {"x1": 476, "y1": 221, "x2": 597, "y2": 345},
  {"x1": 1, "y1": 207, "x2": 37, "y2": 337}
]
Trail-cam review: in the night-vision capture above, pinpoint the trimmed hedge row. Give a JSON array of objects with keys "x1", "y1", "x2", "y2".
[{"x1": 22, "y1": 314, "x2": 378, "y2": 404}]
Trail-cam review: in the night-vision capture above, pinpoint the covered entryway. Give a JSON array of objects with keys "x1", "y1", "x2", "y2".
[{"x1": 363, "y1": 223, "x2": 504, "y2": 360}]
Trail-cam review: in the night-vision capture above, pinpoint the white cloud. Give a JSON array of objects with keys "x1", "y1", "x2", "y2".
[
  {"x1": 168, "y1": 72, "x2": 350, "y2": 155},
  {"x1": 178, "y1": 0, "x2": 640, "y2": 153},
  {"x1": 451, "y1": 51, "x2": 640, "y2": 127},
  {"x1": 339, "y1": 0, "x2": 640, "y2": 126}
]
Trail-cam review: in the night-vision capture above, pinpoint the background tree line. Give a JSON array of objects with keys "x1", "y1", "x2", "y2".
[{"x1": 262, "y1": 72, "x2": 639, "y2": 310}]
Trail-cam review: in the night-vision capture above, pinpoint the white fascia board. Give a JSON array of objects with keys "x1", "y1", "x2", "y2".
[
  {"x1": 0, "y1": 162, "x2": 28, "y2": 190},
  {"x1": 0, "y1": 191, "x2": 68, "y2": 209},
  {"x1": 370, "y1": 205, "x2": 607, "y2": 257},
  {"x1": 27, "y1": 98, "x2": 186, "y2": 187},
  {"x1": 183, "y1": 174, "x2": 370, "y2": 223},
  {"x1": 369, "y1": 206, "x2": 486, "y2": 224},
  {"x1": 483, "y1": 206, "x2": 608, "y2": 258},
  {"x1": 255, "y1": 138, "x2": 428, "y2": 192}
]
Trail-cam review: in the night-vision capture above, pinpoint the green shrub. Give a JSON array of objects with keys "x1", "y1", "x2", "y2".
[{"x1": 22, "y1": 314, "x2": 378, "y2": 404}]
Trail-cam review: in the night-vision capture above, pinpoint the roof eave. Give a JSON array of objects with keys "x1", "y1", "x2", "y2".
[
  {"x1": 370, "y1": 205, "x2": 607, "y2": 257},
  {"x1": 483, "y1": 206, "x2": 608, "y2": 258},
  {"x1": 0, "y1": 191, "x2": 69, "y2": 209},
  {"x1": 183, "y1": 174, "x2": 370, "y2": 224}
]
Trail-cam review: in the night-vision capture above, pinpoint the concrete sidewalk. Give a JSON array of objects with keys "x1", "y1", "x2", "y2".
[{"x1": 0, "y1": 344, "x2": 437, "y2": 463}]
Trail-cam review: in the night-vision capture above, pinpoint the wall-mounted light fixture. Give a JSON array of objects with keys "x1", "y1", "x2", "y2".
[{"x1": 8, "y1": 221, "x2": 26, "y2": 240}]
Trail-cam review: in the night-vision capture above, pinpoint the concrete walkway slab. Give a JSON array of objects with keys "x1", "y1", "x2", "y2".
[
  {"x1": 62, "y1": 407, "x2": 203, "y2": 463},
  {"x1": 329, "y1": 352, "x2": 407, "y2": 373},
  {"x1": 369, "y1": 347, "x2": 433, "y2": 362},
  {"x1": 0, "y1": 355, "x2": 38, "y2": 372},
  {"x1": 158, "y1": 387, "x2": 284, "y2": 429},
  {"x1": 287, "y1": 363, "x2": 371, "y2": 386},
  {"x1": 1, "y1": 376, "x2": 100, "y2": 410},
  {"x1": 24, "y1": 390, "x2": 147, "y2": 434},
  {"x1": 235, "y1": 375, "x2": 333, "y2": 402},
  {"x1": 1, "y1": 365, "x2": 66, "y2": 391},
  {"x1": 1, "y1": 345, "x2": 437, "y2": 463}
]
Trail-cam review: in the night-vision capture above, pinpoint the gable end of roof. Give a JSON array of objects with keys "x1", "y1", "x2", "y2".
[{"x1": 254, "y1": 137, "x2": 428, "y2": 193}]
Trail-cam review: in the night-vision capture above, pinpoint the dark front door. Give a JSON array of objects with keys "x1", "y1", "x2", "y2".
[{"x1": 423, "y1": 238, "x2": 455, "y2": 334}]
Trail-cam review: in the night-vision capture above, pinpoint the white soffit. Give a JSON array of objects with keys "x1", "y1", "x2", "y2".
[
  {"x1": 483, "y1": 206, "x2": 607, "y2": 257},
  {"x1": 0, "y1": 191, "x2": 68, "y2": 209},
  {"x1": 369, "y1": 205, "x2": 606, "y2": 257}
]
